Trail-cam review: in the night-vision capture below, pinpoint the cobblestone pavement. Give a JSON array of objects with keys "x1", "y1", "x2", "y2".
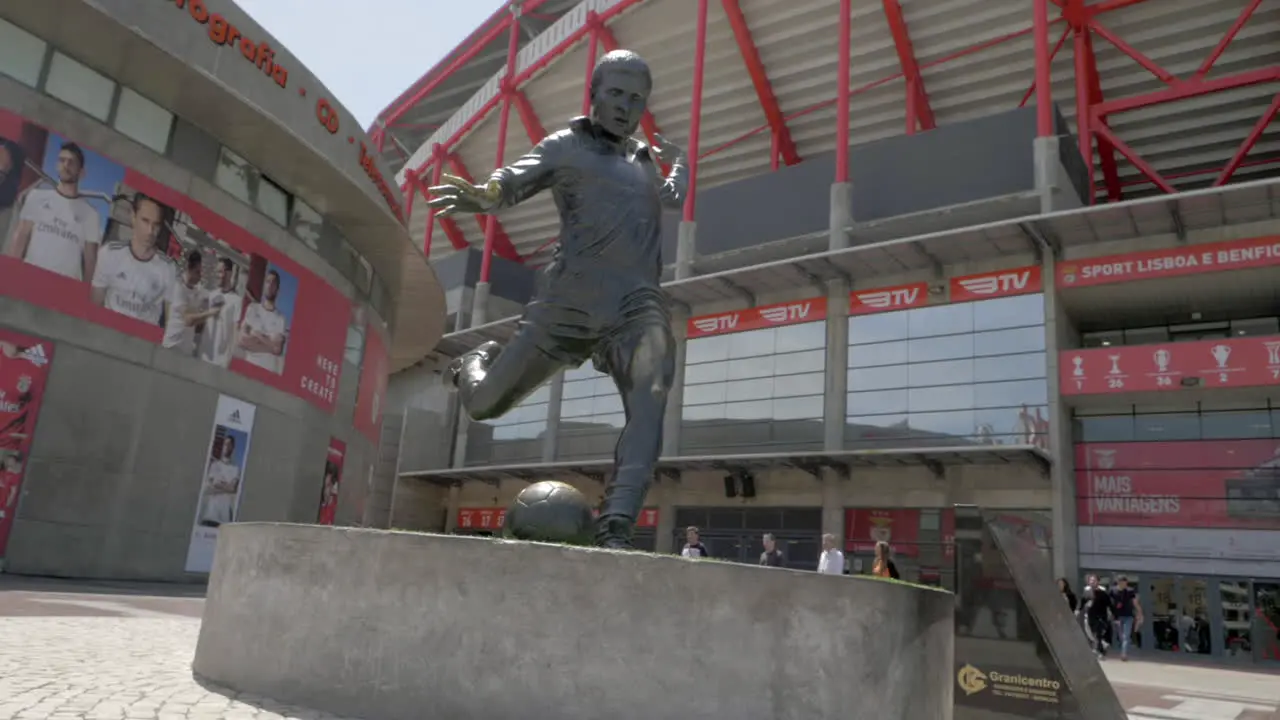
[
  {"x1": 5, "y1": 578, "x2": 1280, "y2": 719},
  {"x1": 0, "y1": 580, "x2": 365, "y2": 720}
]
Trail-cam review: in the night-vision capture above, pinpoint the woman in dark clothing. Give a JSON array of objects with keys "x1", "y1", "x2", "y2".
[
  {"x1": 1058, "y1": 577, "x2": 1078, "y2": 613},
  {"x1": 872, "y1": 541, "x2": 900, "y2": 580}
]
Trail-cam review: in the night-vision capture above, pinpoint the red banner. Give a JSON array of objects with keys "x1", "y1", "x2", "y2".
[
  {"x1": 686, "y1": 297, "x2": 827, "y2": 338},
  {"x1": 354, "y1": 321, "x2": 389, "y2": 445},
  {"x1": 845, "y1": 508, "x2": 922, "y2": 557},
  {"x1": 0, "y1": 329, "x2": 53, "y2": 558},
  {"x1": 456, "y1": 506, "x2": 660, "y2": 531},
  {"x1": 1058, "y1": 235, "x2": 1280, "y2": 289},
  {"x1": 1076, "y1": 440, "x2": 1280, "y2": 530},
  {"x1": 949, "y1": 265, "x2": 1042, "y2": 303},
  {"x1": 316, "y1": 437, "x2": 346, "y2": 525},
  {"x1": 0, "y1": 109, "x2": 349, "y2": 412},
  {"x1": 849, "y1": 281, "x2": 929, "y2": 315},
  {"x1": 1060, "y1": 334, "x2": 1280, "y2": 395}
]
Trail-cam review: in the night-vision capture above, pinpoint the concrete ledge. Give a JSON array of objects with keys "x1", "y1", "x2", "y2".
[{"x1": 194, "y1": 524, "x2": 955, "y2": 720}]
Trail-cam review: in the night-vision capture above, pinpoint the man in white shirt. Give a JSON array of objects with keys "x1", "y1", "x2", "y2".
[
  {"x1": 163, "y1": 250, "x2": 219, "y2": 356},
  {"x1": 237, "y1": 269, "x2": 289, "y2": 374},
  {"x1": 202, "y1": 257, "x2": 244, "y2": 368},
  {"x1": 91, "y1": 193, "x2": 177, "y2": 325},
  {"x1": 3, "y1": 143, "x2": 101, "y2": 281},
  {"x1": 817, "y1": 533, "x2": 845, "y2": 575},
  {"x1": 198, "y1": 434, "x2": 241, "y2": 527}
]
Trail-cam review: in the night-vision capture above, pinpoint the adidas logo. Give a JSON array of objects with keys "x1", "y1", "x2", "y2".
[
  {"x1": 228, "y1": 410, "x2": 242, "y2": 424},
  {"x1": 19, "y1": 345, "x2": 48, "y2": 368}
]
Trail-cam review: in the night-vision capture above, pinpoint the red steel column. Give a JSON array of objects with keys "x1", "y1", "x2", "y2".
[
  {"x1": 402, "y1": 169, "x2": 417, "y2": 232},
  {"x1": 481, "y1": 7, "x2": 523, "y2": 284},
  {"x1": 1034, "y1": 0, "x2": 1053, "y2": 137},
  {"x1": 684, "y1": 0, "x2": 710, "y2": 223},
  {"x1": 425, "y1": 146, "x2": 444, "y2": 257},
  {"x1": 582, "y1": 12, "x2": 600, "y2": 116},
  {"x1": 835, "y1": 0, "x2": 852, "y2": 182}
]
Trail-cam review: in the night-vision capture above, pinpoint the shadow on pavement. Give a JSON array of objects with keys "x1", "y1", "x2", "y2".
[{"x1": 0, "y1": 573, "x2": 207, "y2": 598}]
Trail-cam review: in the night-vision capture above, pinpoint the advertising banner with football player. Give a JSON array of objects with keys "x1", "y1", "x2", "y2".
[
  {"x1": 185, "y1": 394, "x2": 257, "y2": 573},
  {"x1": 0, "y1": 109, "x2": 349, "y2": 412},
  {"x1": 316, "y1": 437, "x2": 345, "y2": 525},
  {"x1": 353, "y1": 321, "x2": 388, "y2": 445},
  {"x1": 0, "y1": 328, "x2": 53, "y2": 559}
]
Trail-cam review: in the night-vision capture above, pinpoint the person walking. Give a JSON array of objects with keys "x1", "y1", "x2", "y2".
[
  {"x1": 871, "y1": 541, "x2": 899, "y2": 580},
  {"x1": 1058, "y1": 577, "x2": 1078, "y2": 613},
  {"x1": 1081, "y1": 574, "x2": 1114, "y2": 659},
  {"x1": 1110, "y1": 575, "x2": 1143, "y2": 661},
  {"x1": 817, "y1": 533, "x2": 845, "y2": 575}
]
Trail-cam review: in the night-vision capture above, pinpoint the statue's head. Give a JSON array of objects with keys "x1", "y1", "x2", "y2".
[{"x1": 588, "y1": 50, "x2": 652, "y2": 140}]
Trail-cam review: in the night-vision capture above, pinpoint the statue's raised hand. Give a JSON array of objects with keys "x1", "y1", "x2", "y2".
[
  {"x1": 426, "y1": 173, "x2": 502, "y2": 217},
  {"x1": 650, "y1": 133, "x2": 685, "y2": 166}
]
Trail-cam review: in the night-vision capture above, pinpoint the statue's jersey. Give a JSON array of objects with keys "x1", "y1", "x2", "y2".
[
  {"x1": 487, "y1": 117, "x2": 687, "y2": 365},
  {"x1": 489, "y1": 117, "x2": 686, "y2": 285}
]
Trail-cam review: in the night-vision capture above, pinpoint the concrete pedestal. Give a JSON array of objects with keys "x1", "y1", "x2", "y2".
[{"x1": 194, "y1": 524, "x2": 955, "y2": 720}]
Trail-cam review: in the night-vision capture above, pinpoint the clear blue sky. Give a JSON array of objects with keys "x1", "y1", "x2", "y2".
[{"x1": 235, "y1": 0, "x2": 508, "y2": 129}]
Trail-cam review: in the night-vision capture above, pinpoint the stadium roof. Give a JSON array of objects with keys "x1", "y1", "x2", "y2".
[{"x1": 373, "y1": 0, "x2": 1280, "y2": 267}]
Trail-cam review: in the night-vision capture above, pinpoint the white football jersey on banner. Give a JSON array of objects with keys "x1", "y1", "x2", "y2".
[
  {"x1": 163, "y1": 279, "x2": 208, "y2": 353},
  {"x1": 91, "y1": 244, "x2": 177, "y2": 325},
  {"x1": 201, "y1": 289, "x2": 243, "y2": 368},
  {"x1": 18, "y1": 187, "x2": 102, "y2": 280},
  {"x1": 240, "y1": 302, "x2": 288, "y2": 374}
]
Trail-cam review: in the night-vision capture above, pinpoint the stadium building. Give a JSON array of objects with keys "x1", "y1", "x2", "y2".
[
  {"x1": 375, "y1": 0, "x2": 1280, "y2": 663},
  {"x1": 0, "y1": 1, "x2": 442, "y2": 578}
]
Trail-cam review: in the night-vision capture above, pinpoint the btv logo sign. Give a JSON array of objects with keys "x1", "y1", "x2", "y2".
[
  {"x1": 850, "y1": 283, "x2": 928, "y2": 314},
  {"x1": 951, "y1": 266, "x2": 1041, "y2": 300},
  {"x1": 690, "y1": 313, "x2": 739, "y2": 336},
  {"x1": 759, "y1": 302, "x2": 813, "y2": 324}
]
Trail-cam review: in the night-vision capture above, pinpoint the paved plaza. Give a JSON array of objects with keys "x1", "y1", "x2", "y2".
[
  {"x1": 1, "y1": 576, "x2": 1278, "y2": 719},
  {"x1": 0, "y1": 578, "x2": 363, "y2": 720}
]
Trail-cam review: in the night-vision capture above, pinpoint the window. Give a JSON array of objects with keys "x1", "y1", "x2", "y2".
[
  {"x1": 113, "y1": 87, "x2": 173, "y2": 154},
  {"x1": 557, "y1": 365, "x2": 625, "y2": 460},
  {"x1": 214, "y1": 147, "x2": 255, "y2": 204},
  {"x1": 681, "y1": 321, "x2": 827, "y2": 453},
  {"x1": 847, "y1": 294, "x2": 1049, "y2": 448},
  {"x1": 44, "y1": 52, "x2": 114, "y2": 122},
  {"x1": 255, "y1": 175, "x2": 290, "y2": 226},
  {"x1": 215, "y1": 146, "x2": 288, "y2": 226},
  {"x1": 468, "y1": 384, "x2": 550, "y2": 466},
  {"x1": 290, "y1": 197, "x2": 323, "y2": 250},
  {"x1": 0, "y1": 18, "x2": 45, "y2": 88}
]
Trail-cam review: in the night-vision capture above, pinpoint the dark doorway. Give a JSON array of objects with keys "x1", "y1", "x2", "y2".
[{"x1": 672, "y1": 507, "x2": 822, "y2": 570}]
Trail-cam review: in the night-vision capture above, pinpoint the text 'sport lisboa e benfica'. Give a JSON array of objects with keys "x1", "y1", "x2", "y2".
[{"x1": 371, "y1": 0, "x2": 1280, "y2": 666}]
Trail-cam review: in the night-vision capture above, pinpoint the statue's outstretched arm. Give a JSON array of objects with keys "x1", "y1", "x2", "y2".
[{"x1": 426, "y1": 135, "x2": 563, "y2": 217}]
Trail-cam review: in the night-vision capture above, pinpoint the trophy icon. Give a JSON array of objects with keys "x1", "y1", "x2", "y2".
[
  {"x1": 1072, "y1": 356, "x2": 1084, "y2": 377},
  {"x1": 1153, "y1": 348, "x2": 1171, "y2": 373},
  {"x1": 1211, "y1": 344, "x2": 1232, "y2": 369},
  {"x1": 1108, "y1": 355, "x2": 1122, "y2": 375},
  {"x1": 1266, "y1": 341, "x2": 1280, "y2": 366}
]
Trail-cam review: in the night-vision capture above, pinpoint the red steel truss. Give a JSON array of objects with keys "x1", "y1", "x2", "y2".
[
  {"x1": 721, "y1": 0, "x2": 800, "y2": 167},
  {"x1": 881, "y1": 0, "x2": 936, "y2": 135},
  {"x1": 1061, "y1": 0, "x2": 1280, "y2": 201},
  {"x1": 396, "y1": 0, "x2": 1278, "y2": 271}
]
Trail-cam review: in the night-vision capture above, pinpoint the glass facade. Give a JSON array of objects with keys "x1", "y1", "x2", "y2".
[
  {"x1": 681, "y1": 321, "x2": 826, "y2": 454},
  {"x1": 558, "y1": 365, "x2": 624, "y2": 461},
  {"x1": 1076, "y1": 402, "x2": 1280, "y2": 442},
  {"x1": 846, "y1": 294, "x2": 1048, "y2": 448},
  {"x1": 466, "y1": 385, "x2": 550, "y2": 466}
]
